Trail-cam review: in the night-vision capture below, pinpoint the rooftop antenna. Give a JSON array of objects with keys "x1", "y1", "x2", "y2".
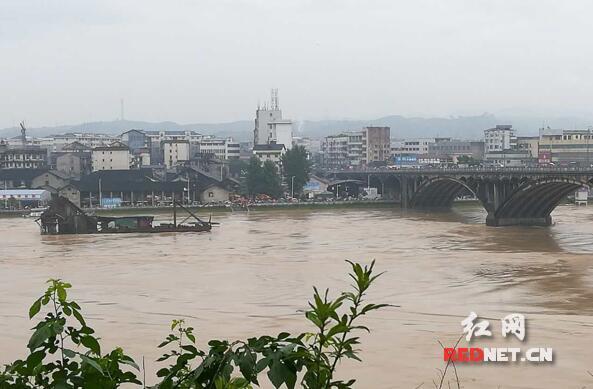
[
  {"x1": 19, "y1": 121, "x2": 27, "y2": 147},
  {"x1": 271, "y1": 88, "x2": 279, "y2": 110},
  {"x1": 120, "y1": 98, "x2": 125, "y2": 121}
]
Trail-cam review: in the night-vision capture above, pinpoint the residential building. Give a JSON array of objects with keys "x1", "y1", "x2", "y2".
[
  {"x1": 428, "y1": 140, "x2": 485, "y2": 161},
  {"x1": 484, "y1": 125, "x2": 517, "y2": 153},
  {"x1": 394, "y1": 137, "x2": 444, "y2": 155},
  {"x1": 362, "y1": 126, "x2": 390, "y2": 165},
  {"x1": 51, "y1": 133, "x2": 118, "y2": 152},
  {"x1": 121, "y1": 130, "x2": 152, "y2": 166},
  {"x1": 483, "y1": 150, "x2": 533, "y2": 167},
  {"x1": 163, "y1": 140, "x2": 191, "y2": 168},
  {"x1": 253, "y1": 143, "x2": 286, "y2": 165},
  {"x1": 321, "y1": 131, "x2": 363, "y2": 168},
  {"x1": 120, "y1": 130, "x2": 152, "y2": 152},
  {"x1": 130, "y1": 148, "x2": 152, "y2": 168},
  {"x1": 91, "y1": 141, "x2": 131, "y2": 171},
  {"x1": 253, "y1": 89, "x2": 293, "y2": 149},
  {"x1": 53, "y1": 141, "x2": 92, "y2": 177},
  {"x1": 516, "y1": 136, "x2": 540, "y2": 158},
  {"x1": 0, "y1": 147, "x2": 48, "y2": 169},
  {"x1": 56, "y1": 153, "x2": 90, "y2": 177},
  {"x1": 538, "y1": 128, "x2": 593, "y2": 166},
  {"x1": 0, "y1": 189, "x2": 51, "y2": 208},
  {"x1": 197, "y1": 137, "x2": 241, "y2": 160},
  {"x1": 145, "y1": 130, "x2": 203, "y2": 164}
]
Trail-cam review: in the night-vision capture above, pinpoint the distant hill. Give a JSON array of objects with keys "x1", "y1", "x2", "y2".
[{"x1": 1, "y1": 113, "x2": 590, "y2": 141}]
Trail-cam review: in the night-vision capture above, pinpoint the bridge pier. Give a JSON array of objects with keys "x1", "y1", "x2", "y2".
[
  {"x1": 331, "y1": 169, "x2": 593, "y2": 227},
  {"x1": 486, "y1": 214, "x2": 552, "y2": 227}
]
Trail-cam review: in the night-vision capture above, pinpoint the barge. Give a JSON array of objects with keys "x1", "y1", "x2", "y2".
[{"x1": 38, "y1": 197, "x2": 212, "y2": 235}]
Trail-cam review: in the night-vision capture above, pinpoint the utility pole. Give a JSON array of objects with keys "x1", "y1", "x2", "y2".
[
  {"x1": 98, "y1": 178, "x2": 102, "y2": 208},
  {"x1": 187, "y1": 173, "x2": 191, "y2": 205},
  {"x1": 587, "y1": 127, "x2": 591, "y2": 168},
  {"x1": 291, "y1": 176, "x2": 295, "y2": 198}
]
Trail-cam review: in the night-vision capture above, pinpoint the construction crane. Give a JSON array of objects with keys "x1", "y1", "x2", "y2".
[{"x1": 19, "y1": 121, "x2": 27, "y2": 147}]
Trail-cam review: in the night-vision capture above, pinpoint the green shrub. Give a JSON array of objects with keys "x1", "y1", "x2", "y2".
[{"x1": 0, "y1": 261, "x2": 387, "y2": 389}]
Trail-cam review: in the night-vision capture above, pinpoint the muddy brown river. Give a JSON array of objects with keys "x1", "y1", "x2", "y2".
[{"x1": 1, "y1": 204, "x2": 593, "y2": 388}]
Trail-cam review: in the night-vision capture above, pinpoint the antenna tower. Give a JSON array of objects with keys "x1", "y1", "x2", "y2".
[{"x1": 271, "y1": 88, "x2": 279, "y2": 110}]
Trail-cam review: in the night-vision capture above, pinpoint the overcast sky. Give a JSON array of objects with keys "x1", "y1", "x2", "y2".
[{"x1": 1, "y1": 0, "x2": 592, "y2": 128}]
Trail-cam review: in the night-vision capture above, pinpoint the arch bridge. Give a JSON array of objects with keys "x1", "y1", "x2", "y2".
[{"x1": 329, "y1": 168, "x2": 593, "y2": 226}]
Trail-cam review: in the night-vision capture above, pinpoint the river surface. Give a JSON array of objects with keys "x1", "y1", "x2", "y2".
[{"x1": 1, "y1": 204, "x2": 593, "y2": 388}]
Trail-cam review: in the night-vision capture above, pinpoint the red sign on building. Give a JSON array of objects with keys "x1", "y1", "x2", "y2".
[{"x1": 538, "y1": 151, "x2": 551, "y2": 165}]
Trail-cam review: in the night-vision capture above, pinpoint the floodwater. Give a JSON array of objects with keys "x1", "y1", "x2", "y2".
[{"x1": 2, "y1": 204, "x2": 593, "y2": 388}]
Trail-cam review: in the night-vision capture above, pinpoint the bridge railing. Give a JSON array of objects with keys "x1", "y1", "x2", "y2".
[{"x1": 328, "y1": 166, "x2": 593, "y2": 174}]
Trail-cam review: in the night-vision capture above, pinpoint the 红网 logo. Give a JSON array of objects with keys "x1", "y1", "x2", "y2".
[{"x1": 443, "y1": 312, "x2": 553, "y2": 363}]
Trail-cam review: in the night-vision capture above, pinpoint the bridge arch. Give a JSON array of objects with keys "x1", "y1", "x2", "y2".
[
  {"x1": 410, "y1": 176, "x2": 480, "y2": 208},
  {"x1": 487, "y1": 177, "x2": 592, "y2": 226}
]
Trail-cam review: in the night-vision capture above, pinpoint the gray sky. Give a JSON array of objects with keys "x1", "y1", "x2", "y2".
[{"x1": 1, "y1": 0, "x2": 592, "y2": 129}]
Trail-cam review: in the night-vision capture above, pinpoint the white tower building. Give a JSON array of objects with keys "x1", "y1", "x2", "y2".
[{"x1": 253, "y1": 89, "x2": 293, "y2": 149}]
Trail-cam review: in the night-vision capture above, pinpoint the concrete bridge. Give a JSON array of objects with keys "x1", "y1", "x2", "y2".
[{"x1": 328, "y1": 168, "x2": 593, "y2": 226}]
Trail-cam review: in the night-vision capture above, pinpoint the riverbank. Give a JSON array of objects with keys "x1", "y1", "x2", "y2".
[
  {"x1": 91, "y1": 199, "x2": 401, "y2": 215},
  {"x1": 0, "y1": 199, "x2": 489, "y2": 218}
]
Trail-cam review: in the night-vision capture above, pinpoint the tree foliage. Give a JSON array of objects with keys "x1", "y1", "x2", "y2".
[
  {"x1": 0, "y1": 279, "x2": 140, "y2": 389},
  {"x1": 1, "y1": 261, "x2": 387, "y2": 388},
  {"x1": 456, "y1": 155, "x2": 480, "y2": 166},
  {"x1": 281, "y1": 146, "x2": 311, "y2": 196},
  {"x1": 246, "y1": 156, "x2": 283, "y2": 199}
]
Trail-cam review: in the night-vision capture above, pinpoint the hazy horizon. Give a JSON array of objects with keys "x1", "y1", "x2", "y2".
[{"x1": 2, "y1": 0, "x2": 593, "y2": 129}]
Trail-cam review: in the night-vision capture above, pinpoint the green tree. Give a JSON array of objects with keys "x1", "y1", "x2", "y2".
[
  {"x1": 261, "y1": 160, "x2": 283, "y2": 198},
  {"x1": 457, "y1": 155, "x2": 480, "y2": 166},
  {"x1": 229, "y1": 159, "x2": 249, "y2": 178},
  {"x1": 246, "y1": 157, "x2": 282, "y2": 199},
  {"x1": 246, "y1": 156, "x2": 264, "y2": 197},
  {"x1": 281, "y1": 145, "x2": 311, "y2": 196}
]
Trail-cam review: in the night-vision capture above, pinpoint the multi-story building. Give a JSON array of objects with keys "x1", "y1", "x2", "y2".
[
  {"x1": 483, "y1": 150, "x2": 533, "y2": 167},
  {"x1": 51, "y1": 133, "x2": 118, "y2": 152},
  {"x1": 516, "y1": 136, "x2": 540, "y2": 158},
  {"x1": 393, "y1": 137, "x2": 447, "y2": 155},
  {"x1": 0, "y1": 147, "x2": 48, "y2": 169},
  {"x1": 253, "y1": 143, "x2": 286, "y2": 165},
  {"x1": 321, "y1": 131, "x2": 363, "y2": 169},
  {"x1": 163, "y1": 140, "x2": 191, "y2": 168},
  {"x1": 56, "y1": 153, "x2": 90, "y2": 177},
  {"x1": 197, "y1": 137, "x2": 240, "y2": 160},
  {"x1": 362, "y1": 126, "x2": 390, "y2": 165},
  {"x1": 120, "y1": 130, "x2": 152, "y2": 167},
  {"x1": 145, "y1": 130, "x2": 203, "y2": 164},
  {"x1": 253, "y1": 89, "x2": 293, "y2": 149},
  {"x1": 91, "y1": 141, "x2": 131, "y2": 171},
  {"x1": 538, "y1": 128, "x2": 593, "y2": 166},
  {"x1": 121, "y1": 129, "x2": 151, "y2": 151},
  {"x1": 484, "y1": 125, "x2": 517, "y2": 153},
  {"x1": 428, "y1": 140, "x2": 485, "y2": 161},
  {"x1": 52, "y1": 142, "x2": 92, "y2": 177}
]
